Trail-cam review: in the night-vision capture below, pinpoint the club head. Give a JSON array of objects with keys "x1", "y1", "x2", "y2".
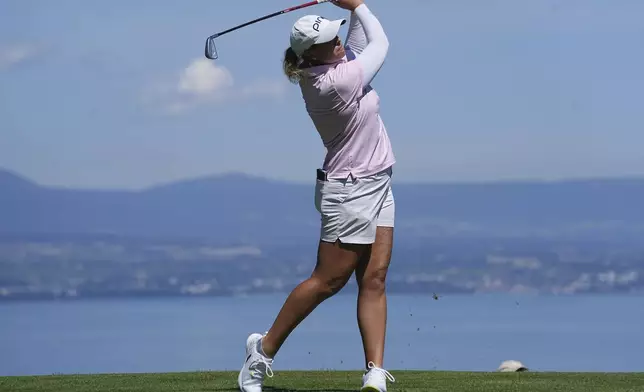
[{"x1": 204, "y1": 36, "x2": 218, "y2": 60}]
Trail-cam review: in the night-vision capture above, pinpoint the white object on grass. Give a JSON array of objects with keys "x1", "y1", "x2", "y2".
[{"x1": 498, "y1": 360, "x2": 528, "y2": 372}]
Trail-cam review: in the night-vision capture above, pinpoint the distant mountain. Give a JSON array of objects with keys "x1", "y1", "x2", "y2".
[
  {"x1": 1, "y1": 168, "x2": 643, "y2": 244},
  {"x1": 0, "y1": 169, "x2": 38, "y2": 190}
]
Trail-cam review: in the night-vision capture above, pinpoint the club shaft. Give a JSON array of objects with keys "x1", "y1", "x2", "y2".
[{"x1": 211, "y1": 0, "x2": 329, "y2": 38}]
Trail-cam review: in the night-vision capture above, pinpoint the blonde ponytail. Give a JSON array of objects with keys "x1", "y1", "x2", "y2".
[{"x1": 283, "y1": 47, "x2": 304, "y2": 84}]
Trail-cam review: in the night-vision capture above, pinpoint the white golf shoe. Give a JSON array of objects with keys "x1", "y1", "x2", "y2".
[
  {"x1": 360, "y1": 361, "x2": 395, "y2": 392},
  {"x1": 237, "y1": 333, "x2": 274, "y2": 392}
]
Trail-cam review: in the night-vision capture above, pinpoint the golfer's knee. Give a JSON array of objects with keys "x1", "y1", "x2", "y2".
[
  {"x1": 359, "y1": 268, "x2": 387, "y2": 295},
  {"x1": 311, "y1": 275, "x2": 349, "y2": 299}
]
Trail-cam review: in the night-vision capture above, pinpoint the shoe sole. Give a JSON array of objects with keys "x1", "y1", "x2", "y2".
[
  {"x1": 237, "y1": 360, "x2": 246, "y2": 392},
  {"x1": 237, "y1": 351, "x2": 250, "y2": 392},
  {"x1": 360, "y1": 386, "x2": 383, "y2": 392},
  {"x1": 238, "y1": 334, "x2": 263, "y2": 392}
]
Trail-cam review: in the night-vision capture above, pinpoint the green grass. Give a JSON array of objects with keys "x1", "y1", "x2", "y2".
[{"x1": 2, "y1": 371, "x2": 644, "y2": 392}]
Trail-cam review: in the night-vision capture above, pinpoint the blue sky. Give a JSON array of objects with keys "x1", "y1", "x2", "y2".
[{"x1": 1, "y1": 0, "x2": 643, "y2": 189}]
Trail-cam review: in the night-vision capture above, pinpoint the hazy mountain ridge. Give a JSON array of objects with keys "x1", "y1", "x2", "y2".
[
  {"x1": 1, "y1": 168, "x2": 644, "y2": 244},
  {"x1": 2, "y1": 168, "x2": 644, "y2": 299}
]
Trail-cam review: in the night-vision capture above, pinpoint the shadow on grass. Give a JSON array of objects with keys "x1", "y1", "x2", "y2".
[
  {"x1": 213, "y1": 388, "x2": 355, "y2": 392},
  {"x1": 264, "y1": 388, "x2": 355, "y2": 392}
]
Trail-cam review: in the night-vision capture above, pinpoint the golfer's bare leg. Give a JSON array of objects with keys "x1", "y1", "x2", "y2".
[
  {"x1": 355, "y1": 226, "x2": 394, "y2": 368},
  {"x1": 260, "y1": 240, "x2": 365, "y2": 358}
]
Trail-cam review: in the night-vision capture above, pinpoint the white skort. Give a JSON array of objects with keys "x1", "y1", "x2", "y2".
[{"x1": 314, "y1": 167, "x2": 394, "y2": 244}]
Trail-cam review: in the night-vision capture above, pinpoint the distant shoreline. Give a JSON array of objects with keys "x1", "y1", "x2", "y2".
[{"x1": 3, "y1": 289, "x2": 644, "y2": 304}]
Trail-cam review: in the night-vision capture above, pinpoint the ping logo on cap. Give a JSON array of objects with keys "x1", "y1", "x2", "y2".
[{"x1": 312, "y1": 16, "x2": 325, "y2": 32}]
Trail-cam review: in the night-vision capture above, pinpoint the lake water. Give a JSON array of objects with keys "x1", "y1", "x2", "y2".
[{"x1": 2, "y1": 293, "x2": 643, "y2": 376}]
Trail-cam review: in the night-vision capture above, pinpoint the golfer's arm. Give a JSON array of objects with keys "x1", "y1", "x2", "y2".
[
  {"x1": 344, "y1": 9, "x2": 367, "y2": 58},
  {"x1": 353, "y1": 4, "x2": 389, "y2": 88}
]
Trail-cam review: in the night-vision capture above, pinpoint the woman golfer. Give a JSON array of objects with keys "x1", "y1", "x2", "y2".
[{"x1": 239, "y1": 1, "x2": 396, "y2": 391}]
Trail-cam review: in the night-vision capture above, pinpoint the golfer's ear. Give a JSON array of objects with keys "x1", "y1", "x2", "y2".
[{"x1": 332, "y1": 60, "x2": 365, "y2": 104}]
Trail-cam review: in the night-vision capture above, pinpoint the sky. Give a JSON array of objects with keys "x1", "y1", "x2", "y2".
[{"x1": 1, "y1": 0, "x2": 643, "y2": 189}]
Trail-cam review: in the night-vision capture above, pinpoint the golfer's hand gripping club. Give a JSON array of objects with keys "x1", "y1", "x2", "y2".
[{"x1": 329, "y1": 0, "x2": 364, "y2": 11}]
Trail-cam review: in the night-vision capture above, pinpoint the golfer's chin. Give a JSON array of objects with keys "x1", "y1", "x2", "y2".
[
  {"x1": 326, "y1": 49, "x2": 346, "y2": 64},
  {"x1": 314, "y1": 48, "x2": 346, "y2": 66}
]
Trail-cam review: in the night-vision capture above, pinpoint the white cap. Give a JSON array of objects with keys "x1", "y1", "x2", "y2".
[{"x1": 290, "y1": 15, "x2": 346, "y2": 57}]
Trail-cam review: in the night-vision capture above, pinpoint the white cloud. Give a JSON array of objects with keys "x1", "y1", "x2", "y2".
[
  {"x1": 177, "y1": 58, "x2": 234, "y2": 96},
  {"x1": 0, "y1": 44, "x2": 40, "y2": 70},
  {"x1": 144, "y1": 58, "x2": 287, "y2": 115}
]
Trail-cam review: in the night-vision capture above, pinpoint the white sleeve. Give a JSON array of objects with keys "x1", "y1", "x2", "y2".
[
  {"x1": 344, "y1": 9, "x2": 367, "y2": 60},
  {"x1": 352, "y1": 4, "x2": 390, "y2": 89}
]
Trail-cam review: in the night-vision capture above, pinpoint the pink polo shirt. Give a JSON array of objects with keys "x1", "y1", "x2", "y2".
[{"x1": 299, "y1": 56, "x2": 396, "y2": 180}]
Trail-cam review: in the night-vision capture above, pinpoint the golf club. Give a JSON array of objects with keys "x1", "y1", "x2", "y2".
[{"x1": 204, "y1": 0, "x2": 331, "y2": 60}]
